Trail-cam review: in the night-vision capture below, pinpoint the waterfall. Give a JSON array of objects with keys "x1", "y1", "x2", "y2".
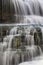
[
  {"x1": 2, "y1": 24, "x2": 43, "y2": 65},
  {"x1": 10, "y1": 27, "x2": 18, "y2": 35},
  {"x1": 12, "y1": 0, "x2": 43, "y2": 16},
  {"x1": 1, "y1": 0, "x2": 43, "y2": 23},
  {"x1": 2, "y1": 0, "x2": 43, "y2": 16},
  {"x1": 1, "y1": 0, "x2": 43, "y2": 65}
]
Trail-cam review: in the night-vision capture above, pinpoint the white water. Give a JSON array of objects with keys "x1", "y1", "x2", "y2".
[
  {"x1": 1, "y1": 0, "x2": 43, "y2": 65},
  {"x1": 19, "y1": 58, "x2": 43, "y2": 65},
  {"x1": 2, "y1": 25, "x2": 43, "y2": 65},
  {"x1": 1, "y1": 23, "x2": 43, "y2": 65},
  {"x1": 12, "y1": 0, "x2": 43, "y2": 15}
]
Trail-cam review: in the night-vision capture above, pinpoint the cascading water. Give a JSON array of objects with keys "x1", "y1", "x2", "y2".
[
  {"x1": 1, "y1": 0, "x2": 43, "y2": 23},
  {"x1": 1, "y1": 0, "x2": 43, "y2": 65},
  {"x1": 2, "y1": 21, "x2": 43, "y2": 65},
  {"x1": 12, "y1": 0, "x2": 43, "y2": 15},
  {"x1": 2, "y1": 24, "x2": 43, "y2": 65}
]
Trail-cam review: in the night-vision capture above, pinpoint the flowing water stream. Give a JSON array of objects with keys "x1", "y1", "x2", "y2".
[
  {"x1": 1, "y1": 0, "x2": 43, "y2": 65},
  {"x1": 1, "y1": 24, "x2": 43, "y2": 65}
]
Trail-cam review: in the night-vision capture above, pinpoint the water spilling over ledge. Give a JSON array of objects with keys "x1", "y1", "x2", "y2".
[
  {"x1": 0, "y1": 0, "x2": 43, "y2": 65},
  {"x1": 1, "y1": 0, "x2": 43, "y2": 23},
  {"x1": 12, "y1": 0, "x2": 43, "y2": 15},
  {"x1": 0, "y1": 24, "x2": 43, "y2": 65},
  {"x1": 2, "y1": 0, "x2": 43, "y2": 16}
]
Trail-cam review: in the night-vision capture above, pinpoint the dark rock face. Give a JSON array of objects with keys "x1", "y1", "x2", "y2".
[
  {"x1": 0, "y1": 0, "x2": 15, "y2": 23},
  {"x1": 0, "y1": 0, "x2": 2, "y2": 23},
  {"x1": 34, "y1": 27, "x2": 42, "y2": 46}
]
